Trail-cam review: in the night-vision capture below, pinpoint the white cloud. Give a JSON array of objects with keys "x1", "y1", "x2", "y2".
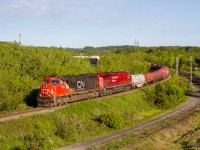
[
  {"x1": 0, "y1": 0, "x2": 125, "y2": 20},
  {"x1": 0, "y1": 0, "x2": 91, "y2": 17},
  {"x1": 0, "y1": 0, "x2": 49, "y2": 15}
]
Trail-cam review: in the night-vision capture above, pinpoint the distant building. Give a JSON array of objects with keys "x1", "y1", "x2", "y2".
[{"x1": 73, "y1": 56, "x2": 100, "y2": 66}]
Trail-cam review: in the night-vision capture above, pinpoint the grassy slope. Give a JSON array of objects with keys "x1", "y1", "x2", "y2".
[
  {"x1": 0, "y1": 87, "x2": 166, "y2": 150},
  {"x1": 0, "y1": 84, "x2": 189, "y2": 150},
  {"x1": 91, "y1": 96, "x2": 189, "y2": 150}
]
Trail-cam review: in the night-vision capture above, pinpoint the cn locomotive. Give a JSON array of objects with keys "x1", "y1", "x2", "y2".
[{"x1": 37, "y1": 64, "x2": 170, "y2": 107}]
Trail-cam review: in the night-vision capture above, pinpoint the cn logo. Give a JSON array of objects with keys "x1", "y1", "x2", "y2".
[
  {"x1": 77, "y1": 81, "x2": 85, "y2": 89},
  {"x1": 43, "y1": 89, "x2": 54, "y2": 96}
]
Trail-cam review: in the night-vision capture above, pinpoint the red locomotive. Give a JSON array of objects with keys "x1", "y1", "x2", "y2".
[{"x1": 37, "y1": 64, "x2": 170, "y2": 107}]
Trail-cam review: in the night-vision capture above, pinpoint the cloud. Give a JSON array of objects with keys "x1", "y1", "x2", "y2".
[
  {"x1": 0, "y1": 0, "x2": 125, "y2": 20},
  {"x1": 0, "y1": 0, "x2": 91, "y2": 18},
  {"x1": 0, "y1": 0, "x2": 49, "y2": 15}
]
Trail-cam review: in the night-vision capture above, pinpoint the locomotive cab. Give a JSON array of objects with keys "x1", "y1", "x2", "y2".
[{"x1": 39, "y1": 77, "x2": 70, "y2": 97}]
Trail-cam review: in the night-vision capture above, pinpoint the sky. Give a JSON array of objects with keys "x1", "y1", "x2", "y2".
[{"x1": 0, "y1": 0, "x2": 200, "y2": 48}]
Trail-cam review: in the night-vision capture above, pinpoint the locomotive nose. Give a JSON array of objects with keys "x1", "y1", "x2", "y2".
[{"x1": 40, "y1": 84, "x2": 55, "y2": 96}]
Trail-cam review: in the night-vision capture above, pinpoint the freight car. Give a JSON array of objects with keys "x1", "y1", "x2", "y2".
[
  {"x1": 37, "y1": 64, "x2": 170, "y2": 107},
  {"x1": 144, "y1": 65, "x2": 169, "y2": 84}
]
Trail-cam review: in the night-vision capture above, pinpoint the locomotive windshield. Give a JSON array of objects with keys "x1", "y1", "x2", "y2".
[
  {"x1": 50, "y1": 80, "x2": 59, "y2": 85},
  {"x1": 43, "y1": 80, "x2": 59, "y2": 85}
]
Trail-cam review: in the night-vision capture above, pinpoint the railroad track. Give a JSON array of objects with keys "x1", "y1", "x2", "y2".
[
  {"x1": 0, "y1": 76, "x2": 171, "y2": 122},
  {"x1": 134, "y1": 101, "x2": 199, "y2": 139}
]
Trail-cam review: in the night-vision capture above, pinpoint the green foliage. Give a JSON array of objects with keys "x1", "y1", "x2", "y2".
[
  {"x1": 193, "y1": 71, "x2": 200, "y2": 77},
  {"x1": 1, "y1": 41, "x2": 199, "y2": 112},
  {"x1": 145, "y1": 75, "x2": 190, "y2": 109},
  {"x1": 55, "y1": 115, "x2": 85, "y2": 141},
  {"x1": 21, "y1": 122, "x2": 52, "y2": 150},
  {"x1": 96, "y1": 112, "x2": 124, "y2": 129},
  {"x1": 97, "y1": 53, "x2": 149, "y2": 73},
  {"x1": 194, "y1": 109, "x2": 200, "y2": 130},
  {"x1": 181, "y1": 140, "x2": 193, "y2": 150}
]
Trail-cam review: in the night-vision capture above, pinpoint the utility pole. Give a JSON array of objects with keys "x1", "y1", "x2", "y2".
[
  {"x1": 176, "y1": 57, "x2": 179, "y2": 75},
  {"x1": 134, "y1": 39, "x2": 139, "y2": 48},
  {"x1": 190, "y1": 55, "x2": 193, "y2": 83},
  {"x1": 18, "y1": 34, "x2": 21, "y2": 44},
  {"x1": 135, "y1": 39, "x2": 137, "y2": 47}
]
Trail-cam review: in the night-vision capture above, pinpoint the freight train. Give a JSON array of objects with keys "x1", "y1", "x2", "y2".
[{"x1": 37, "y1": 64, "x2": 170, "y2": 107}]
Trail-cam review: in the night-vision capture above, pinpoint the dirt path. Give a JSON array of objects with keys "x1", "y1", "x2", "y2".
[{"x1": 57, "y1": 88, "x2": 200, "y2": 150}]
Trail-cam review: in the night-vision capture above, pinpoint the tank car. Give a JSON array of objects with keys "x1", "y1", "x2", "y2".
[
  {"x1": 144, "y1": 72, "x2": 156, "y2": 84},
  {"x1": 157, "y1": 66, "x2": 170, "y2": 79}
]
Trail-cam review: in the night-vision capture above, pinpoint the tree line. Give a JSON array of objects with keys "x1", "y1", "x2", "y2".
[{"x1": 0, "y1": 42, "x2": 199, "y2": 112}]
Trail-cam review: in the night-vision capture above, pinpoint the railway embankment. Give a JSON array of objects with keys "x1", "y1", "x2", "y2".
[{"x1": 0, "y1": 75, "x2": 193, "y2": 150}]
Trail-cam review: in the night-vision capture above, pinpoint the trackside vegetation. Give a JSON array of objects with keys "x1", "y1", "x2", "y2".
[
  {"x1": 144, "y1": 76, "x2": 190, "y2": 109},
  {"x1": 0, "y1": 75, "x2": 191, "y2": 150},
  {"x1": 1, "y1": 42, "x2": 200, "y2": 112}
]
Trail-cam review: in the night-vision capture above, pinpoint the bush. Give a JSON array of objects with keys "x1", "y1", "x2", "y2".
[
  {"x1": 145, "y1": 75, "x2": 190, "y2": 109},
  {"x1": 96, "y1": 112, "x2": 124, "y2": 129},
  {"x1": 19, "y1": 122, "x2": 53, "y2": 150}
]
